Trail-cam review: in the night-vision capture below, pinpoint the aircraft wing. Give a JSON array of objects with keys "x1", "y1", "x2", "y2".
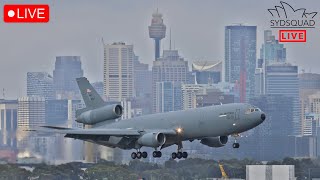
[{"x1": 31, "y1": 126, "x2": 177, "y2": 137}]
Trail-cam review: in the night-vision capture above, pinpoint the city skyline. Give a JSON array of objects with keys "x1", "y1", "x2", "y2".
[{"x1": 1, "y1": 0, "x2": 320, "y2": 99}]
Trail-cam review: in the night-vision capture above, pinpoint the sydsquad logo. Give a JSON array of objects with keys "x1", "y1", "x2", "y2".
[
  {"x1": 268, "y1": 1, "x2": 318, "y2": 42},
  {"x1": 268, "y1": 1, "x2": 317, "y2": 28}
]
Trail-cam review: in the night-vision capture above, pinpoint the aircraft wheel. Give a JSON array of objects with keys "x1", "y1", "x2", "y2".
[
  {"x1": 157, "y1": 151, "x2": 162, "y2": 157},
  {"x1": 142, "y1": 151, "x2": 148, "y2": 158},
  {"x1": 182, "y1": 152, "x2": 188, "y2": 159},
  {"x1": 137, "y1": 152, "x2": 142, "y2": 159},
  {"x1": 153, "y1": 151, "x2": 162, "y2": 158},
  {"x1": 171, "y1": 152, "x2": 177, "y2": 159},
  {"x1": 131, "y1": 152, "x2": 137, "y2": 159},
  {"x1": 152, "y1": 151, "x2": 158, "y2": 158},
  {"x1": 233, "y1": 143, "x2": 240, "y2": 148},
  {"x1": 177, "y1": 152, "x2": 182, "y2": 159}
]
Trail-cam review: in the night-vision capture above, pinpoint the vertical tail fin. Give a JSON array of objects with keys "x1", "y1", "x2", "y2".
[{"x1": 76, "y1": 77, "x2": 105, "y2": 110}]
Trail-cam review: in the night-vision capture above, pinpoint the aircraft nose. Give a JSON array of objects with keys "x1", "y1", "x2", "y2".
[{"x1": 261, "y1": 113, "x2": 266, "y2": 121}]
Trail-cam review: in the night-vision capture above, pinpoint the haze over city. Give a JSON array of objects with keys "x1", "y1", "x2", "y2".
[{"x1": 1, "y1": 0, "x2": 320, "y2": 99}]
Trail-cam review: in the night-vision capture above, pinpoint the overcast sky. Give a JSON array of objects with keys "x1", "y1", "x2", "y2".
[{"x1": 0, "y1": 0, "x2": 319, "y2": 99}]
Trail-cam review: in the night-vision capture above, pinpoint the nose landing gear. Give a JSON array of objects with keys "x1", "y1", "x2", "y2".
[
  {"x1": 232, "y1": 133, "x2": 240, "y2": 149},
  {"x1": 232, "y1": 142, "x2": 240, "y2": 148}
]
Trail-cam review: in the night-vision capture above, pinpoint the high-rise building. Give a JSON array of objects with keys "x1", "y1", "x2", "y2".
[
  {"x1": 0, "y1": 99, "x2": 18, "y2": 148},
  {"x1": 134, "y1": 56, "x2": 152, "y2": 97},
  {"x1": 225, "y1": 25, "x2": 257, "y2": 102},
  {"x1": 149, "y1": 9, "x2": 166, "y2": 60},
  {"x1": 308, "y1": 92, "x2": 320, "y2": 114},
  {"x1": 181, "y1": 84, "x2": 234, "y2": 110},
  {"x1": 152, "y1": 50, "x2": 188, "y2": 112},
  {"x1": 299, "y1": 73, "x2": 320, "y2": 90},
  {"x1": 192, "y1": 61, "x2": 222, "y2": 84},
  {"x1": 67, "y1": 99, "x2": 84, "y2": 128},
  {"x1": 254, "y1": 68, "x2": 264, "y2": 96},
  {"x1": 254, "y1": 30, "x2": 287, "y2": 98},
  {"x1": 299, "y1": 73, "x2": 320, "y2": 135},
  {"x1": 181, "y1": 84, "x2": 203, "y2": 110},
  {"x1": 27, "y1": 72, "x2": 54, "y2": 100},
  {"x1": 53, "y1": 56, "x2": 83, "y2": 99},
  {"x1": 17, "y1": 96, "x2": 45, "y2": 128},
  {"x1": 103, "y1": 42, "x2": 134, "y2": 102},
  {"x1": 45, "y1": 100, "x2": 68, "y2": 126},
  {"x1": 196, "y1": 89, "x2": 234, "y2": 107},
  {"x1": 155, "y1": 82, "x2": 182, "y2": 113},
  {"x1": 91, "y1": 82, "x2": 104, "y2": 98},
  {"x1": 303, "y1": 113, "x2": 320, "y2": 136},
  {"x1": 250, "y1": 95, "x2": 294, "y2": 160},
  {"x1": 260, "y1": 30, "x2": 286, "y2": 65},
  {"x1": 265, "y1": 63, "x2": 300, "y2": 135},
  {"x1": 132, "y1": 56, "x2": 152, "y2": 115}
]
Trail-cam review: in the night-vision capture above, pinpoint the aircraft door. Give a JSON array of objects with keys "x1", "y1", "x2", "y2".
[{"x1": 235, "y1": 109, "x2": 240, "y2": 121}]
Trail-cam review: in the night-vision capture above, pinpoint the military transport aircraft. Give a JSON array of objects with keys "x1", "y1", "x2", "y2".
[{"x1": 37, "y1": 77, "x2": 266, "y2": 160}]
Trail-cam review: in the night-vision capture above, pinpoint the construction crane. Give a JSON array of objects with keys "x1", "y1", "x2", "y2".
[{"x1": 219, "y1": 163, "x2": 229, "y2": 179}]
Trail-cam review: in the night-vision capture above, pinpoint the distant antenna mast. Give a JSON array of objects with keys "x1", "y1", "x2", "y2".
[
  {"x1": 169, "y1": 28, "x2": 172, "y2": 50},
  {"x1": 2, "y1": 88, "x2": 5, "y2": 99},
  {"x1": 101, "y1": 38, "x2": 105, "y2": 46}
]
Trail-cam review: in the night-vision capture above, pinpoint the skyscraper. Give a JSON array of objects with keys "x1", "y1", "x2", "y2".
[
  {"x1": 0, "y1": 99, "x2": 18, "y2": 148},
  {"x1": 27, "y1": 72, "x2": 54, "y2": 100},
  {"x1": 152, "y1": 50, "x2": 188, "y2": 112},
  {"x1": 18, "y1": 96, "x2": 45, "y2": 128},
  {"x1": 250, "y1": 95, "x2": 294, "y2": 160},
  {"x1": 92, "y1": 82, "x2": 104, "y2": 98},
  {"x1": 149, "y1": 9, "x2": 166, "y2": 60},
  {"x1": 260, "y1": 30, "x2": 286, "y2": 65},
  {"x1": 181, "y1": 84, "x2": 234, "y2": 109},
  {"x1": 134, "y1": 56, "x2": 152, "y2": 97},
  {"x1": 265, "y1": 63, "x2": 300, "y2": 135},
  {"x1": 255, "y1": 30, "x2": 287, "y2": 97},
  {"x1": 299, "y1": 73, "x2": 320, "y2": 135},
  {"x1": 53, "y1": 56, "x2": 83, "y2": 99},
  {"x1": 103, "y1": 42, "x2": 134, "y2": 101},
  {"x1": 254, "y1": 68, "x2": 264, "y2": 96},
  {"x1": 155, "y1": 82, "x2": 182, "y2": 113},
  {"x1": 225, "y1": 25, "x2": 257, "y2": 102},
  {"x1": 45, "y1": 100, "x2": 68, "y2": 126}
]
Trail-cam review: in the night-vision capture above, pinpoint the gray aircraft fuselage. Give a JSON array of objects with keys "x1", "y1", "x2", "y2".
[{"x1": 80, "y1": 103, "x2": 265, "y2": 150}]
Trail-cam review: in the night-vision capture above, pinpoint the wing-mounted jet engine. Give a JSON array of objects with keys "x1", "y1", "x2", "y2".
[{"x1": 200, "y1": 136, "x2": 228, "y2": 147}]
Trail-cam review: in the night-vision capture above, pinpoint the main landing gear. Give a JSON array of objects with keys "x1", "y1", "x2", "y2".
[
  {"x1": 152, "y1": 151, "x2": 162, "y2": 158},
  {"x1": 131, "y1": 151, "x2": 148, "y2": 159},
  {"x1": 232, "y1": 134, "x2": 240, "y2": 149},
  {"x1": 171, "y1": 141, "x2": 188, "y2": 159},
  {"x1": 171, "y1": 151, "x2": 188, "y2": 159}
]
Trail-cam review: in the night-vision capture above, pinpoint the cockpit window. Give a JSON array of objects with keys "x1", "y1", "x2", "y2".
[{"x1": 246, "y1": 107, "x2": 261, "y2": 114}]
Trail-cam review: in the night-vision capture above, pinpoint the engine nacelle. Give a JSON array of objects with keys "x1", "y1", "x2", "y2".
[
  {"x1": 137, "y1": 133, "x2": 166, "y2": 147},
  {"x1": 76, "y1": 104, "x2": 123, "y2": 125},
  {"x1": 200, "y1": 136, "x2": 228, "y2": 147}
]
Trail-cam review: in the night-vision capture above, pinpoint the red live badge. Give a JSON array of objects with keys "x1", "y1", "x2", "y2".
[{"x1": 4, "y1": 4, "x2": 49, "y2": 23}]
